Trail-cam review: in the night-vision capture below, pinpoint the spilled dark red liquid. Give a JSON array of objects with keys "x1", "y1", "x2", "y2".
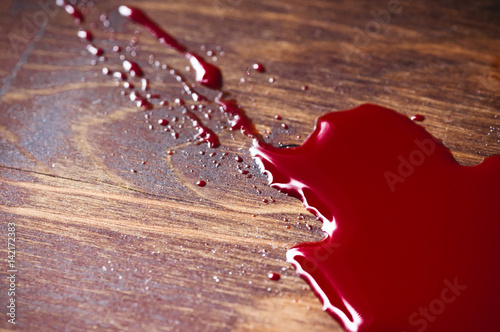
[
  {"x1": 56, "y1": 0, "x2": 83, "y2": 23},
  {"x1": 77, "y1": 30, "x2": 92, "y2": 41},
  {"x1": 411, "y1": 114, "x2": 425, "y2": 122},
  {"x1": 57, "y1": 3, "x2": 500, "y2": 331},
  {"x1": 60, "y1": 2, "x2": 252, "y2": 146},
  {"x1": 268, "y1": 272, "x2": 281, "y2": 281},
  {"x1": 216, "y1": 98, "x2": 259, "y2": 138},
  {"x1": 123, "y1": 60, "x2": 144, "y2": 77},
  {"x1": 129, "y1": 91, "x2": 153, "y2": 110},
  {"x1": 182, "y1": 109, "x2": 221, "y2": 148},
  {"x1": 158, "y1": 119, "x2": 169, "y2": 126},
  {"x1": 252, "y1": 104, "x2": 500, "y2": 332},
  {"x1": 86, "y1": 44, "x2": 103, "y2": 56},
  {"x1": 118, "y1": 6, "x2": 222, "y2": 89},
  {"x1": 252, "y1": 63, "x2": 266, "y2": 73}
]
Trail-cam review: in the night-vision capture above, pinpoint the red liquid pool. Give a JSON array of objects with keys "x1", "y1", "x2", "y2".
[{"x1": 252, "y1": 104, "x2": 500, "y2": 332}]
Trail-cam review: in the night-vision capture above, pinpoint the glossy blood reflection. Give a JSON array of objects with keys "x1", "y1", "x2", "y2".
[{"x1": 251, "y1": 104, "x2": 500, "y2": 332}]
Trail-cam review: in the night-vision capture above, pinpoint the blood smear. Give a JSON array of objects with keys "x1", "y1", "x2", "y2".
[
  {"x1": 118, "y1": 6, "x2": 222, "y2": 89},
  {"x1": 251, "y1": 103, "x2": 500, "y2": 332}
]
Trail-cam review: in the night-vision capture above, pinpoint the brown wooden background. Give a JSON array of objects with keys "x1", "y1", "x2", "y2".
[{"x1": 0, "y1": 0, "x2": 499, "y2": 331}]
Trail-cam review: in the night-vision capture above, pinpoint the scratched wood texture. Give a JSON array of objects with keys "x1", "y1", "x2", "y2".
[{"x1": 0, "y1": 0, "x2": 499, "y2": 331}]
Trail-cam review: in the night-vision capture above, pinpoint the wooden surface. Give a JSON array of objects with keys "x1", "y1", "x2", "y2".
[{"x1": 0, "y1": 0, "x2": 499, "y2": 330}]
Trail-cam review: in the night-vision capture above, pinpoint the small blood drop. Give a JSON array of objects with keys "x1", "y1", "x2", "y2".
[{"x1": 268, "y1": 273, "x2": 280, "y2": 281}]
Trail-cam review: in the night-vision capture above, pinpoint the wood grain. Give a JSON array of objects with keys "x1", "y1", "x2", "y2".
[{"x1": 0, "y1": 0, "x2": 499, "y2": 331}]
